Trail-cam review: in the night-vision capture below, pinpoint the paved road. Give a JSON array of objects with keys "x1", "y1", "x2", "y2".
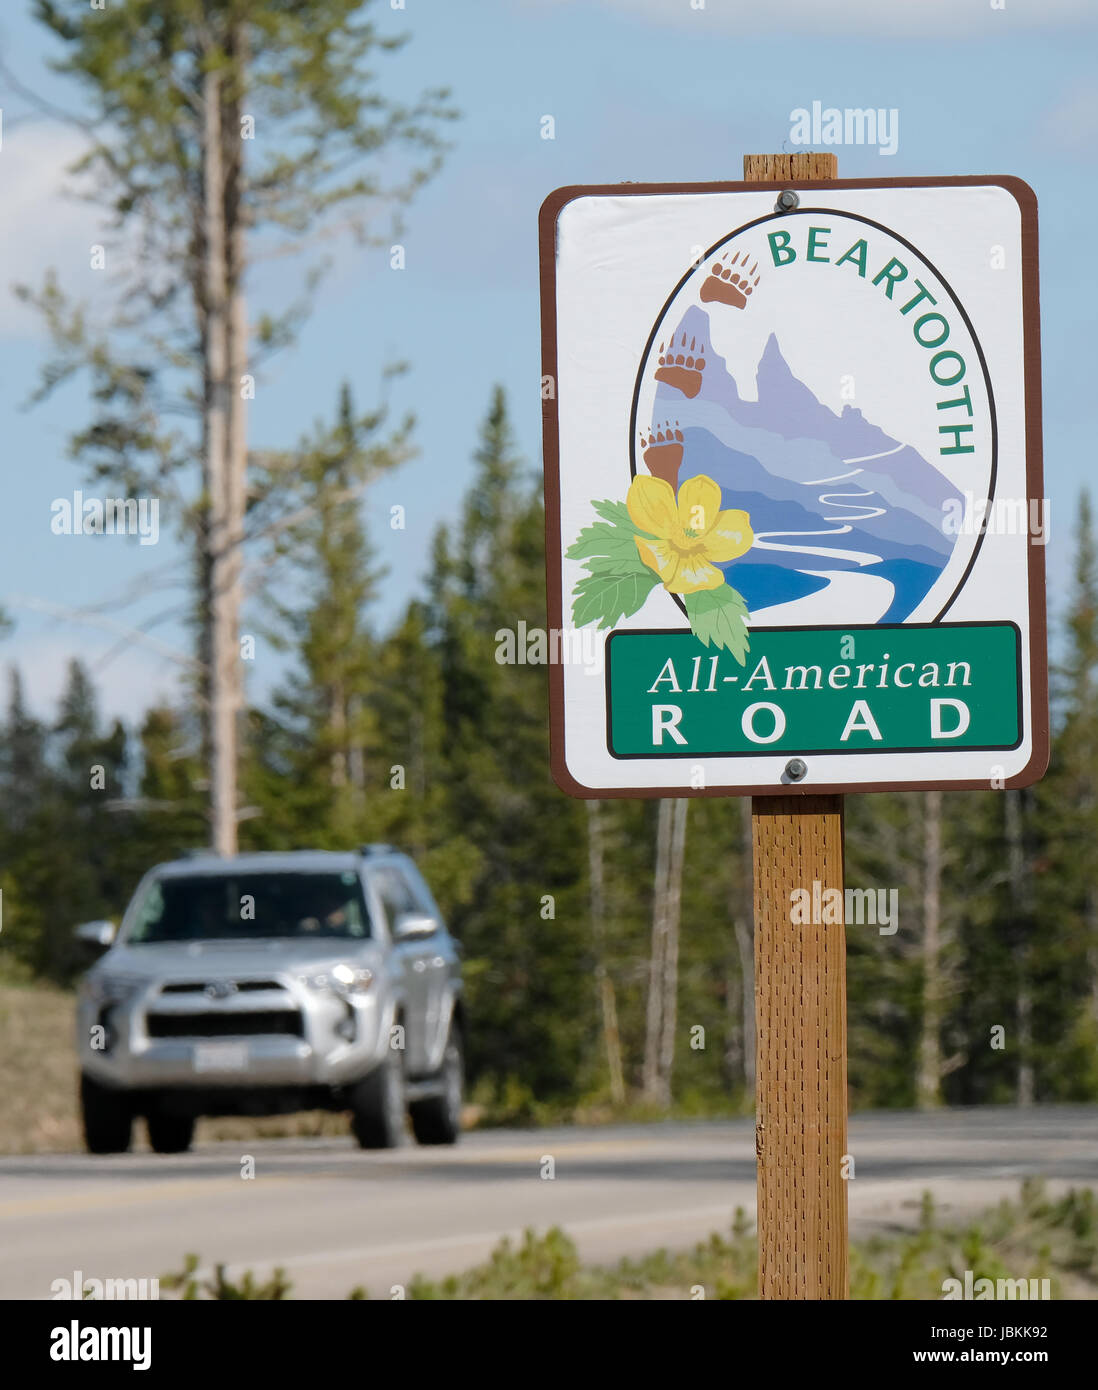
[{"x1": 1, "y1": 1107, "x2": 1095, "y2": 1299}]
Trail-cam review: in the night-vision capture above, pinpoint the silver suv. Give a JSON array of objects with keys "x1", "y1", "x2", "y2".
[{"x1": 74, "y1": 846, "x2": 464, "y2": 1154}]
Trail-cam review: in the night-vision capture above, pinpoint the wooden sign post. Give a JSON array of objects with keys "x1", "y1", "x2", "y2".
[
  {"x1": 752, "y1": 792, "x2": 847, "y2": 1298},
  {"x1": 746, "y1": 153, "x2": 848, "y2": 1301}
]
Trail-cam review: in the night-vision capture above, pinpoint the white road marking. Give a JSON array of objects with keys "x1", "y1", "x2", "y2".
[{"x1": 191, "y1": 1201, "x2": 737, "y2": 1282}]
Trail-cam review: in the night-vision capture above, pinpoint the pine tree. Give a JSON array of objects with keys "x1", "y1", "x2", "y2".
[
  {"x1": 0, "y1": 670, "x2": 50, "y2": 974},
  {"x1": 0, "y1": 670, "x2": 46, "y2": 832},
  {"x1": 249, "y1": 383, "x2": 402, "y2": 847},
  {"x1": 24, "y1": 0, "x2": 455, "y2": 852},
  {"x1": 420, "y1": 386, "x2": 588, "y2": 1110},
  {"x1": 1033, "y1": 491, "x2": 1098, "y2": 1097},
  {"x1": 2, "y1": 662, "x2": 129, "y2": 978},
  {"x1": 130, "y1": 705, "x2": 209, "y2": 861}
]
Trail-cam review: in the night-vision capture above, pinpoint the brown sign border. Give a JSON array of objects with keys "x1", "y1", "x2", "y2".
[{"x1": 538, "y1": 175, "x2": 1047, "y2": 799}]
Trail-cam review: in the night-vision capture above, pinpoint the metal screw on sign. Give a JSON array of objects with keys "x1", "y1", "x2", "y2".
[
  {"x1": 784, "y1": 758, "x2": 807, "y2": 782},
  {"x1": 775, "y1": 188, "x2": 799, "y2": 212}
]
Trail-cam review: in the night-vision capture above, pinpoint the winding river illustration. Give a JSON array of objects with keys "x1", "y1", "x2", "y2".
[{"x1": 638, "y1": 298, "x2": 965, "y2": 628}]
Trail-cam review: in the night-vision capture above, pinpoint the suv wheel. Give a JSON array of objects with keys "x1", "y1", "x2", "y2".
[
  {"x1": 80, "y1": 1073, "x2": 133, "y2": 1155},
  {"x1": 349, "y1": 1044, "x2": 406, "y2": 1149},
  {"x1": 146, "y1": 1109, "x2": 196, "y2": 1155},
  {"x1": 410, "y1": 1023, "x2": 463, "y2": 1146}
]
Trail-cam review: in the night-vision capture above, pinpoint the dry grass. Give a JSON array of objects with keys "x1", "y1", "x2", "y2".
[
  {"x1": 0, "y1": 977, "x2": 355, "y2": 1153},
  {"x1": 0, "y1": 979, "x2": 83, "y2": 1153}
]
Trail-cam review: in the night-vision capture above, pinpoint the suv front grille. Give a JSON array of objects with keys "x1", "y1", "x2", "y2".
[
  {"x1": 159, "y1": 980, "x2": 284, "y2": 995},
  {"x1": 145, "y1": 1010, "x2": 304, "y2": 1039}
]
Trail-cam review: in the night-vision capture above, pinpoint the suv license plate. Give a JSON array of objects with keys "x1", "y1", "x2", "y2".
[{"x1": 192, "y1": 1042, "x2": 249, "y2": 1073}]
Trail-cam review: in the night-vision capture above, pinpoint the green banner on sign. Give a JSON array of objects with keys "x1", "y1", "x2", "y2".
[{"x1": 607, "y1": 623, "x2": 1020, "y2": 758}]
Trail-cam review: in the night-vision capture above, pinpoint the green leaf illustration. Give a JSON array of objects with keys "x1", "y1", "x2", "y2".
[
  {"x1": 572, "y1": 568, "x2": 659, "y2": 630},
  {"x1": 565, "y1": 522, "x2": 649, "y2": 571},
  {"x1": 590, "y1": 497, "x2": 656, "y2": 539},
  {"x1": 579, "y1": 553, "x2": 654, "y2": 581},
  {"x1": 684, "y1": 585, "x2": 751, "y2": 665}
]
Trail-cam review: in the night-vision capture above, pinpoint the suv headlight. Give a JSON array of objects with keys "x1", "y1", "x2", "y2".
[
  {"x1": 298, "y1": 964, "x2": 373, "y2": 996},
  {"x1": 84, "y1": 974, "x2": 146, "y2": 1006}
]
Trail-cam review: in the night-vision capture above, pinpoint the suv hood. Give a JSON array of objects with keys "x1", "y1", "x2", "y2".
[{"x1": 94, "y1": 937, "x2": 382, "y2": 981}]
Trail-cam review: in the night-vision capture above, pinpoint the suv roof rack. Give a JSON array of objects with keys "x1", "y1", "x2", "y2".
[{"x1": 358, "y1": 843, "x2": 395, "y2": 857}]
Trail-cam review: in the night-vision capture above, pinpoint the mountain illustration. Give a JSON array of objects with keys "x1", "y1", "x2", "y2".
[{"x1": 648, "y1": 304, "x2": 965, "y2": 623}]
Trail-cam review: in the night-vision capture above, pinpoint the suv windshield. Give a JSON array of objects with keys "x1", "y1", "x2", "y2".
[{"x1": 126, "y1": 871, "x2": 371, "y2": 944}]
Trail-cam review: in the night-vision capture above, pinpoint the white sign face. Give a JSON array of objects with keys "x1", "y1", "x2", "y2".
[{"x1": 539, "y1": 177, "x2": 1047, "y2": 798}]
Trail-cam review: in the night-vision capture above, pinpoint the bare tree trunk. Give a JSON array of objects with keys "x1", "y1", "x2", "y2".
[
  {"x1": 657, "y1": 798, "x2": 689, "y2": 1103},
  {"x1": 722, "y1": 806, "x2": 756, "y2": 1095},
  {"x1": 347, "y1": 692, "x2": 366, "y2": 815},
  {"x1": 1016, "y1": 977, "x2": 1035, "y2": 1106},
  {"x1": 1084, "y1": 882, "x2": 1098, "y2": 1082},
  {"x1": 723, "y1": 806, "x2": 751, "y2": 1089},
  {"x1": 643, "y1": 799, "x2": 672, "y2": 1103},
  {"x1": 917, "y1": 791, "x2": 943, "y2": 1108},
  {"x1": 734, "y1": 796, "x2": 756, "y2": 1091},
  {"x1": 411, "y1": 708, "x2": 428, "y2": 860},
  {"x1": 329, "y1": 679, "x2": 348, "y2": 789},
  {"x1": 586, "y1": 800, "x2": 625, "y2": 1106},
  {"x1": 1006, "y1": 789, "x2": 1035, "y2": 1106},
  {"x1": 724, "y1": 955, "x2": 741, "y2": 1084},
  {"x1": 1089, "y1": 897, "x2": 1098, "y2": 1029},
  {"x1": 224, "y1": 25, "x2": 249, "y2": 844},
  {"x1": 200, "y1": 24, "x2": 250, "y2": 857},
  {"x1": 203, "y1": 67, "x2": 237, "y2": 856}
]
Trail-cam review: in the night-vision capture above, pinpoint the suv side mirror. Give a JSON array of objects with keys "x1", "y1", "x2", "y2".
[
  {"x1": 75, "y1": 920, "x2": 116, "y2": 950},
  {"x1": 392, "y1": 912, "x2": 438, "y2": 942}
]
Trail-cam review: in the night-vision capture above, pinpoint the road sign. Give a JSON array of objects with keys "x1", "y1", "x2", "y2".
[{"x1": 539, "y1": 177, "x2": 1047, "y2": 797}]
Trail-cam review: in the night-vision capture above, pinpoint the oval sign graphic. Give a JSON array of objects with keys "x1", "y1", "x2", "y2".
[{"x1": 630, "y1": 210, "x2": 995, "y2": 630}]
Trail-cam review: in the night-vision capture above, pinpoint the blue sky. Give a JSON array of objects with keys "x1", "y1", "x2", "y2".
[{"x1": 0, "y1": 0, "x2": 1094, "y2": 723}]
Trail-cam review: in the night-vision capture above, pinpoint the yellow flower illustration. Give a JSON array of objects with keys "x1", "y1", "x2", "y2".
[{"x1": 627, "y1": 474, "x2": 753, "y2": 594}]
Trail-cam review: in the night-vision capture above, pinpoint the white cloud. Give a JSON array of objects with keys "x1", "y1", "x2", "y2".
[
  {"x1": 532, "y1": 0, "x2": 1096, "y2": 36},
  {"x1": 0, "y1": 121, "x2": 102, "y2": 341},
  {"x1": 5, "y1": 631, "x2": 183, "y2": 727},
  {"x1": 1040, "y1": 82, "x2": 1098, "y2": 154}
]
